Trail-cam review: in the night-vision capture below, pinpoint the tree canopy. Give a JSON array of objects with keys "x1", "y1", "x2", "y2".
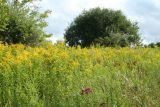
[
  {"x1": 0, "y1": 0, "x2": 51, "y2": 46},
  {"x1": 64, "y1": 7, "x2": 141, "y2": 47}
]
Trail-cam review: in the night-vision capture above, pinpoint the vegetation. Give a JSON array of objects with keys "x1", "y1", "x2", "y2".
[
  {"x1": 148, "y1": 43, "x2": 156, "y2": 48},
  {"x1": 0, "y1": 43, "x2": 160, "y2": 107},
  {"x1": 156, "y1": 42, "x2": 160, "y2": 47},
  {"x1": 148, "y1": 42, "x2": 160, "y2": 48},
  {"x1": 0, "y1": 0, "x2": 51, "y2": 46},
  {"x1": 0, "y1": 1, "x2": 159, "y2": 106},
  {"x1": 64, "y1": 8, "x2": 141, "y2": 47}
]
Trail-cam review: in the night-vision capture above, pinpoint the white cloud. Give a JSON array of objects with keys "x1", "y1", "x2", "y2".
[{"x1": 124, "y1": 0, "x2": 160, "y2": 43}]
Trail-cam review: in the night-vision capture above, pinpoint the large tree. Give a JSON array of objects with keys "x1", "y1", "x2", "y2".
[
  {"x1": 0, "y1": 0, "x2": 9, "y2": 31},
  {"x1": 0, "y1": 0, "x2": 51, "y2": 46},
  {"x1": 64, "y1": 7, "x2": 141, "y2": 47}
]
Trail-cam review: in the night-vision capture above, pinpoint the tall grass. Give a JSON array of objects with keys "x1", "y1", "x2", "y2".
[{"x1": 0, "y1": 43, "x2": 160, "y2": 107}]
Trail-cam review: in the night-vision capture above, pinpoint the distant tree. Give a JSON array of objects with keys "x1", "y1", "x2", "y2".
[
  {"x1": 64, "y1": 7, "x2": 141, "y2": 47},
  {"x1": 143, "y1": 44, "x2": 148, "y2": 48},
  {"x1": 148, "y1": 43, "x2": 156, "y2": 48},
  {"x1": 0, "y1": 0, "x2": 52, "y2": 46},
  {"x1": 156, "y1": 42, "x2": 160, "y2": 47}
]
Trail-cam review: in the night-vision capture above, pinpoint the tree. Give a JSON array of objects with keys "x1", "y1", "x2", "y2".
[
  {"x1": 156, "y1": 42, "x2": 160, "y2": 47},
  {"x1": 0, "y1": 0, "x2": 9, "y2": 31},
  {"x1": 94, "y1": 33, "x2": 130, "y2": 47},
  {"x1": 0, "y1": 0, "x2": 51, "y2": 46},
  {"x1": 64, "y1": 7, "x2": 141, "y2": 47},
  {"x1": 148, "y1": 43, "x2": 156, "y2": 48}
]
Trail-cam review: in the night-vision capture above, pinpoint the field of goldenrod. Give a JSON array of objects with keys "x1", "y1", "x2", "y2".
[{"x1": 0, "y1": 43, "x2": 160, "y2": 107}]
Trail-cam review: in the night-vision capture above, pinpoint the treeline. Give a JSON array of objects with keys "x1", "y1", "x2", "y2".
[{"x1": 146, "y1": 42, "x2": 160, "y2": 48}]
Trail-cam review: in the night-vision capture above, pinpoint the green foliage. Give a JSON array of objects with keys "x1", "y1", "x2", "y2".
[
  {"x1": 156, "y1": 42, "x2": 160, "y2": 47},
  {"x1": 147, "y1": 42, "x2": 160, "y2": 48},
  {"x1": 0, "y1": 44, "x2": 160, "y2": 106},
  {"x1": 0, "y1": 0, "x2": 9, "y2": 31},
  {"x1": 64, "y1": 7, "x2": 141, "y2": 47},
  {"x1": 94, "y1": 33, "x2": 129, "y2": 47},
  {"x1": 148, "y1": 43, "x2": 156, "y2": 48},
  {"x1": 0, "y1": 0, "x2": 52, "y2": 46}
]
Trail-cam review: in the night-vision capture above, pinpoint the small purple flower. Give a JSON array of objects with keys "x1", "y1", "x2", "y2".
[{"x1": 81, "y1": 87, "x2": 92, "y2": 95}]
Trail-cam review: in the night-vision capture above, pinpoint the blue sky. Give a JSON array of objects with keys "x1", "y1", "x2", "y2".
[{"x1": 38, "y1": 0, "x2": 160, "y2": 44}]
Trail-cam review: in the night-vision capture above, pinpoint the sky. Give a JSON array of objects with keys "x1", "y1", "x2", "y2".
[{"x1": 38, "y1": 0, "x2": 160, "y2": 44}]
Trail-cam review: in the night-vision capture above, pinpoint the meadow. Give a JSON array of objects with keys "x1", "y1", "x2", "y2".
[{"x1": 0, "y1": 43, "x2": 160, "y2": 107}]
